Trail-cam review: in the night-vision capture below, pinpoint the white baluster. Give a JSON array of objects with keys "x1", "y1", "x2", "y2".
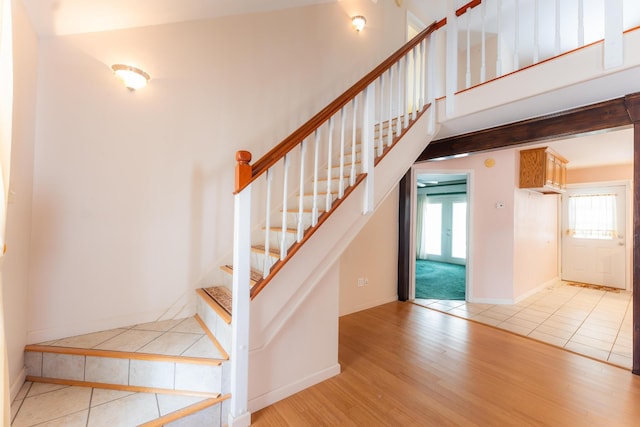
[
  {"x1": 326, "y1": 117, "x2": 334, "y2": 212},
  {"x1": 350, "y1": 97, "x2": 358, "y2": 187},
  {"x1": 514, "y1": 0, "x2": 520, "y2": 70},
  {"x1": 427, "y1": 32, "x2": 436, "y2": 134},
  {"x1": 263, "y1": 169, "x2": 272, "y2": 278},
  {"x1": 362, "y1": 83, "x2": 375, "y2": 214},
  {"x1": 229, "y1": 186, "x2": 251, "y2": 427},
  {"x1": 420, "y1": 39, "x2": 426, "y2": 110},
  {"x1": 339, "y1": 107, "x2": 346, "y2": 198},
  {"x1": 578, "y1": 0, "x2": 584, "y2": 47},
  {"x1": 555, "y1": 0, "x2": 561, "y2": 56},
  {"x1": 533, "y1": 0, "x2": 539, "y2": 64},
  {"x1": 481, "y1": 0, "x2": 486, "y2": 83},
  {"x1": 466, "y1": 7, "x2": 471, "y2": 89},
  {"x1": 496, "y1": 0, "x2": 502, "y2": 76},
  {"x1": 396, "y1": 58, "x2": 404, "y2": 136},
  {"x1": 404, "y1": 54, "x2": 411, "y2": 129},
  {"x1": 445, "y1": 0, "x2": 457, "y2": 116},
  {"x1": 604, "y1": 0, "x2": 623, "y2": 69},
  {"x1": 388, "y1": 65, "x2": 394, "y2": 147},
  {"x1": 280, "y1": 154, "x2": 289, "y2": 260},
  {"x1": 296, "y1": 140, "x2": 306, "y2": 242},
  {"x1": 377, "y1": 73, "x2": 385, "y2": 157},
  {"x1": 411, "y1": 47, "x2": 420, "y2": 120},
  {"x1": 312, "y1": 129, "x2": 320, "y2": 226}
]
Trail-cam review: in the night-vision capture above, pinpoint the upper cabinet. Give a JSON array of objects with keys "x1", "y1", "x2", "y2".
[{"x1": 519, "y1": 147, "x2": 568, "y2": 194}]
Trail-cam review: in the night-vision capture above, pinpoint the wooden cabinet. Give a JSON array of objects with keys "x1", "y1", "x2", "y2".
[{"x1": 519, "y1": 147, "x2": 568, "y2": 194}]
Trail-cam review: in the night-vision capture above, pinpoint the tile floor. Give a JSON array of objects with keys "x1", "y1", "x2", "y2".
[
  {"x1": 11, "y1": 316, "x2": 225, "y2": 426},
  {"x1": 415, "y1": 281, "x2": 633, "y2": 369},
  {"x1": 10, "y1": 381, "x2": 211, "y2": 427},
  {"x1": 32, "y1": 316, "x2": 225, "y2": 359}
]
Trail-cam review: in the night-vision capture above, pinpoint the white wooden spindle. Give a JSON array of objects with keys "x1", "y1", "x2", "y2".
[
  {"x1": 427, "y1": 32, "x2": 436, "y2": 134},
  {"x1": 397, "y1": 59, "x2": 404, "y2": 134},
  {"x1": 377, "y1": 73, "x2": 385, "y2": 157},
  {"x1": 466, "y1": 7, "x2": 471, "y2": 89},
  {"x1": 411, "y1": 47, "x2": 418, "y2": 120},
  {"x1": 533, "y1": 0, "x2": 539, "y2": 63},
  {"x1": 496, "y1": 0, "x2": 502, "y2": 76},
  {"x1": 338, "y1": 107, "x2": 346, "y2": 198},
  {"x1": 350, "y1": 97, "x2": 357, "y2": 186},
  {"x1": 578, "y1": 0, "x2": 584, "y2": 47},
  {"x1": 514, "y1": 0, "x2": 520, "y2": 70},
  {"x1": 326, "y1": 117, "x2": 334, "y2": 212},
  {"x1": 263, "y1": 169, "x2": 272, "y2": 278},
  {"x1": 388, "y1": 65, "x2": 394, "y2": 147},
  {"x1": 555, "y1": 0, "x2": 561, "y2": 56},
  {"x1": 229, "y1": 186, "x2": 251, "y2": 427},
  {"x1": 480, "y1": 0, "x2": 486, "y2": 83},
  {"x1": 404, "y1": 54, "x2": 410, "y2": 129},
  {"x1": 280, "y1": 154, "x2": 289, "y2": 260},
  {"x1": 445, "y1": 0, "x2": 457, "y2": 115},
  {"x1": 362, "y1": 83, "x2": 375, "y2": 214},
  {"x1": 312, "y1": 129, "x2": 320, "y2": 226},
  {"x1": 296, "y1": 140, "x2": 306, "y2": 242},
  {"x1": 420, "y1": 39, "x2": 426, "y2": 110}
]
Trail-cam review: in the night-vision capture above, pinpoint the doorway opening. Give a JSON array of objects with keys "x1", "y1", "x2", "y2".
[{"x1": 415, "y1": 173, "x2": 468, "y2": 300}]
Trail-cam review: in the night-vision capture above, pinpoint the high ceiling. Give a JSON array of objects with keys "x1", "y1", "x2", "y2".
[{"x1": 21, "y1": 0, "x2": 337, "y2": 37}]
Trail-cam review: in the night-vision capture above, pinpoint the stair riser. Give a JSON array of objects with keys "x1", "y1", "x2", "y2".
[
  {"x1": 196, "y1": 297, "x2": 232, "y2": 358},
  {"x1": 326, "y1": 165, "x2": 361, "y2": 179},
  {"x1": 24, "y1": 350, "x2": 228, "y2": 394},
  {"x1": 164, "y1": 400, "x2": 229, "y2": 427},
  {"x1": 261, "y1": 231, "x2": 298, "y2": 254}
]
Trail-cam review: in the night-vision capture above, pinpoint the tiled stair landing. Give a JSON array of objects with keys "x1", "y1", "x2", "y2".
[{"x1": 13, "y1": 291, "x2": 232, "y2": 426}]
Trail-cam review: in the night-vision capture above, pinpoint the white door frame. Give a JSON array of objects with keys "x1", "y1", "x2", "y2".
[
  {"x1": 410, "y1": 167, "x2": 473, "y2": 301},
  {"x1": 561, "y1": 180, "x2": 632, "y2": 291}
]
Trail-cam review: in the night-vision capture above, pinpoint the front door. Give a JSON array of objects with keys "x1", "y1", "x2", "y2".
[{"x1": 561, "y1": 185, "x2": 627, "y2": 289}]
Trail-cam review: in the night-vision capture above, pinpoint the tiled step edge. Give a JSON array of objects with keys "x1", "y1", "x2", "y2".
[
  {"x1": 196, "y1": 288, "x2": 232, "y2": 355},
  {"x1": 24, "y1": 376, "x2": 220, "y2": 399},
  {"x1": 139, "y1": 393, "x2": 231, "y2": 427},
  {"x1": 24, "y1": 345, "x2": 227, "y2": 394}
]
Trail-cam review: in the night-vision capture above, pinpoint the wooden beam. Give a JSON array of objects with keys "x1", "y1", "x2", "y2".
[
  {"x1": 625, "y1": 92, "x2": 640, "y2": 375},
  {"x1": 417, "y1": 97, "x2": 631, "y2": 161}
]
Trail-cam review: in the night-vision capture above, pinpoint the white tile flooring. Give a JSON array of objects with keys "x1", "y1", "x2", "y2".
[
  {"x1": 10, "y1": 381, "x2": 211, "y2": 427},
  {"x1": 11, "y1": 316, "x2": 224, "y2": 426},
  {"x1": 414, "y1": 281, "x2": 633, "y2": 369}
]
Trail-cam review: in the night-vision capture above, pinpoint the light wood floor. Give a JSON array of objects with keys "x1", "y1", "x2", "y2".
[{"x1": 252, "y1": 301, "x2": 640, "y2": 426}]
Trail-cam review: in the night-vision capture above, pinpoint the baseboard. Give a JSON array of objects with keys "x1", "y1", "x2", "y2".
[
  {"x1": 514, "y1": 277, "x2": 559, "y2": 304},
  {"x1": 339, "y1": 295, "x2": 398, "y2": 317},
  {"x1": 10, "y1": 366, "x2": 27, "y2": 401},
  {"x1": 248, "y1": 363, "x2": 341, "y2": 413},
  {"x1": 228, "y1": 411, "x2": 252, "y2": 427}
]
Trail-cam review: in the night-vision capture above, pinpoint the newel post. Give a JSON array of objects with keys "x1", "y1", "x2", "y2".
[
  {"x1": 235, "y1": 150, "x2": 252, "y2": 193},
  {"x1": 229, "y1": 151, "x2": 252, "y2": 427}
]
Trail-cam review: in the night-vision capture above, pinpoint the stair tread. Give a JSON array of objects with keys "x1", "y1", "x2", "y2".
[
  {"x1": 220, "y1": 264, "x2": 262, "y2": 284},
  {"x1": 252, "y1": 244, "x2": 282, "y2": 257}
]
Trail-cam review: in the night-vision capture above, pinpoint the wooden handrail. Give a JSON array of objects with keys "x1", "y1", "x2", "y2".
[
  {"x1": 234, "y1": 20, "x2": 440, "y2": 193},
  {"x1": 456, "y1": 0, "x2": 482, "y2": 17}
]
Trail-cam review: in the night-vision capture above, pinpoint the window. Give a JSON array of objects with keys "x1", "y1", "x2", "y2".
[{"x1": 567, "y1": 193, "x2": 617, "y2": 239}]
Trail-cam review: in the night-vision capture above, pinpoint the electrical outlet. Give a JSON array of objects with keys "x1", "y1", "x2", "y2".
[{"x1": 357, "y1": 278, "x2": 365, "y2": 287}]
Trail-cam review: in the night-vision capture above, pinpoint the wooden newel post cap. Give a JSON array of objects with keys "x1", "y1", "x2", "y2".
[
  {"x1": 236, "y1": 150, "x2": 252, "y2": 164},
  {"x1": 235, "y1": 150, "x2": 253, "y2": 193}
]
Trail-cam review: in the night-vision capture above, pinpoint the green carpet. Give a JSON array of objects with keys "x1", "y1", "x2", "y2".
[{"x1": 415, "y1": 260, "x2": 466, "y2": 300}]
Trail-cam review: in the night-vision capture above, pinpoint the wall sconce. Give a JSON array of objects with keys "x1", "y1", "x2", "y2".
[
  {"x1": 112, "y1": 64, "x2": 150, "y2": 90},
  {"x1": 352, "y1": 15, "x2": 366, "y2": 32}
]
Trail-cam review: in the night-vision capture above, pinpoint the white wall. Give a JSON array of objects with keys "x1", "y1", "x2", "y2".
[
  {"x1": 513, "y1": 190, "x2": 559, "y2": 299},
  {"x1": 415, "y1": 149, "x2": 517, "y2": 303},
  {"x1": 339, "y1": 187, "x2": 398, "y2": 316},
  {"x1": 26, "y1": 1, "x2": 413, "y2": 343},
  {"x1": 5, "y1": 0, "x2": 37, "y2": 397}
]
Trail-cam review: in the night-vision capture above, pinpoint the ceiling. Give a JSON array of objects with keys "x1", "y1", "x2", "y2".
[{"x1": 21, "y1": 0, "x2": 337, "y2": 37}]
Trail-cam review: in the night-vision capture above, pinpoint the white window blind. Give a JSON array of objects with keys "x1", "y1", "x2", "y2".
[{"x1": 567, "y1": 193, "x2": 617, "y2": 239}]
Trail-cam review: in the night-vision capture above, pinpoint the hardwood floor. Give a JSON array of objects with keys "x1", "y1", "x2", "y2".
[{"x1": 251, "y1": 302, "x2": 640, "y2": 426}]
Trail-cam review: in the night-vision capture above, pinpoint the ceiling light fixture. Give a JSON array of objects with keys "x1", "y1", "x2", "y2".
[
  {"x1": 352, "y1": 15, "x2": 366, "y2": 32},
  {"x1": 112, "y1": 64, "x2": 150, "y2": 90}
]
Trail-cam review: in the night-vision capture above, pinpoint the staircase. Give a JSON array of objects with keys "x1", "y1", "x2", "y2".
[{"x1": 15, "y1": 301, "x2": 231, "y2": 425}]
